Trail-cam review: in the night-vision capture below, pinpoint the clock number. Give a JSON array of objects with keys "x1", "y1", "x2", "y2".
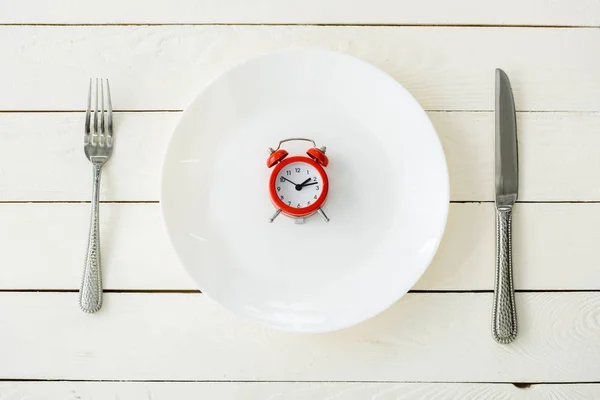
[
  {"x1": 288, "y1": 201, "x2": 291, "y2": 206},
  {"x1": 313, "y1": 177, "x2": 317, "y2": 181},
  {"x1": 277, "y1": 187, "x2": 281, "y2": 191},
  {"x1": 280, "y1": 177, "x2": 285, "y2": 183},
  {"x1": 307, "y1": 170, "x2": 310, "y2": 175},
  {"x1": 280, "y1": 195, "x2": 284, "y2": 200},
  {"x1": 307, "y1": 201, "x2": 311, "y2": 205},
  {"x1": 295, "y1": 168, "x2": 301, "y2": 173},
  {"x1": 297, "y1": 203, "x2": 301, "y2": 208},
  {"x1": 316, "y1": 185, "x2": 320, "y2": 191},
  {"x1": 314, "y1": 195, "x2": 317, "y2": 199},
  {"x1": 286, "y1": 170, "x2": 291, "y2": 176}
]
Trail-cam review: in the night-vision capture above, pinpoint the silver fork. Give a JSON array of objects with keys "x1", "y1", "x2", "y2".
[{"x1": 79, "y1": 78, "x2": 113, "y2": 313}]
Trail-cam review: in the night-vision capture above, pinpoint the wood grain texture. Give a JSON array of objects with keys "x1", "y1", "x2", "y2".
[
  {"x1": 1, "y1": 382, "x2": 599, "y2": 400},
  {"x1": 1, "y1": 1, "x2": 597, "y2": 391},
  {"x1": 0, "y1": 112, "x2": 176, "y2": 201},
  {"x1": 2, "y1": 111, "x2": 599, "y2": 202},
  {"x1": 0, "y1": 26, "x2": 598, "y2": 111},
  {"x1": 417, "y1": 202, "x2": 600, "y2": 291},
  {"x1": 2, "y1": 202, "x2": 600, "y2": 290},
  {"x1": 0, "y1": 203, "x2": 187, "y2": 290},
  {"x1": 2, "y1": 292, "x2": 600, "y2": 381},
  {"x1": 430, "y1": 111, "x2": 600, "y2": 202},
  {"x1": 1, "y1": 0, "x2": 599, "y2": 26}
]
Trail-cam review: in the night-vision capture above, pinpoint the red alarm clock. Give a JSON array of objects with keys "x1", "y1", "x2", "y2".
[{"x1": 267, "y1": 138, "x2": 330, "y2": 223}]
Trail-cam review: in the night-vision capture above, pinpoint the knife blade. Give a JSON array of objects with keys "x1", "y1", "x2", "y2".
[
  {"x1": 492, "y1": 68, "x2": 518, "y2": 344},
  {"x1": 495, "y1": 69, "x2": 519, "y2": 207}
]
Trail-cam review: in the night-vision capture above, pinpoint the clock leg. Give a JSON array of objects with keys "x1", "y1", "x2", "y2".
[
  {"x1": 317, "y1": 208, "x2": 330, "y2": 222},
  {"x1": 269, "y1": 208, "x2": 282, "y2": 223}
]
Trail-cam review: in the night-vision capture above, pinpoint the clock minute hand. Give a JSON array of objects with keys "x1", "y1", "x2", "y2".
[
  {"x1": 301, "y1": 182, "x2": 318, "y2": 187},
  {"x1": 281, "y1": 177, "x2": 298, "y2": 185}
]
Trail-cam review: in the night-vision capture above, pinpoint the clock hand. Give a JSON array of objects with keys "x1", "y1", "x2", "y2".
[
  {"x1": 301, "y1": 182, "x2": 319, "y2": 187},
  {"x1": 280, "y1": 177, "x2": 298, "y2": 186},
  {"x1": 295, "y1": 178, "x2": 312, "y2": 191}
]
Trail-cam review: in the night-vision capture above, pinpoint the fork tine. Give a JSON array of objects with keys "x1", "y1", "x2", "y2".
[
  {"x1": 93, "y1": 78, "x2": 99, "y2": 146},
  {"x1": 106, "y1": 79, "x2": 113, "y2": 142},
  {"x1": 100, "y1": 78, "x2": 105, "y2": 146},
  {"x1": 85, "y1": 78, "x2": 91, "y2": 141}
]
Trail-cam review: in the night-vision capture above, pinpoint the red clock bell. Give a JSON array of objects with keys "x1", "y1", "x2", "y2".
[{"x1": 266, "y1": 138, "x2": 330, "y2": 223}]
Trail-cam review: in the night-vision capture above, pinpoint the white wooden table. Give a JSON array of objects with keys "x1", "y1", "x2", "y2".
[{"x1": 1, "y1": 1, "x2": 600, "y2": 398}]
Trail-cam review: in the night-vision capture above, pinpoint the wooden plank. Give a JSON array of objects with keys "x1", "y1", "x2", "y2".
[
  {"x1": 0, "y1": 112, "x2": 177, "y2": 202},
  {"x1": 2, "y1": 111, "x2": 599, "y2": 202},
  {"x1": 417, "y1": 202, "x2": 600, "y2": 291},
  {"x1": 1, "y1": 381, "x2": 599, "y2": 399},
  {"x1": 2, "y1": 292, "x2": 600, "y2": 381},
  {"x1": 0, "y1": 203, "x2": 187, "y2": 290},
  {"x1": 0, "y1": 26, "x2": 598, "y2": 111},
  {"x1": 0, "y1": 0, "x2": 598, "y2": 26},
  {"x1": 2, "y1": 202, "x2": 600, "y2": 290},
  {"x1": 430, "y1": 111, "x2": 600, "y2": 202}
]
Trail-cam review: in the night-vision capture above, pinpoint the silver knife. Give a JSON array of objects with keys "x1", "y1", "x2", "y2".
[{"x1": 492, "y1": 68, "x2": 518, "y2": 344}]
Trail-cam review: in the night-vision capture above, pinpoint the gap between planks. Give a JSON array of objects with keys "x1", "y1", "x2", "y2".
[
  {"x1": 0, "y1": 200, "x2": 160, "y2": 204},
  {"x1": 0, "y1": 110, "x2": 599, "y2": 114},
  {"x1": 3, "y1": 289, "x2": 600, "y2": 293},
  {"x1": 0, "y1": 23, "x2": 599, "y2": 28},
  {"x1": 0, "y1": 379, "x2": 599, "y2": 387},
  {"x1": 0, "y1": 109, "x2": 185, "y2": 113},
  {"x1": 4, "y1": 200, "x2": 600, "y2": 204}
]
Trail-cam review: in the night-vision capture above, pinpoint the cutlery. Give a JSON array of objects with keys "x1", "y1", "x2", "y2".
[
  {"x1": 79, "y1": 78, "x2": 113, "y2": 313},
  {"x1": 492, "y1": 69, "x2": 518, "y2": 343}
]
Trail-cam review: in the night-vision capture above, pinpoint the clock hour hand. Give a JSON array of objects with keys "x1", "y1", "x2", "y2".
[{"x1": 295, "y1": 178, "x2": 312, "y2": 191}]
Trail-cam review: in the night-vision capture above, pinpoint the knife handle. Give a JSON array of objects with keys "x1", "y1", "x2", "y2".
[{"x1": 492, "y1": 206, "x2": 517, "y2": 344}]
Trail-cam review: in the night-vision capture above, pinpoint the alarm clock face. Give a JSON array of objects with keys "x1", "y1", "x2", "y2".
[{"x1": 270, "y1": 156, "x2": 328, "y2": 217}]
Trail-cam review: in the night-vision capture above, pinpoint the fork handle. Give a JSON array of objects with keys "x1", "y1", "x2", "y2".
[
  {"x1": 492, "y1": 206, "x2": 517, "y2": 344},
  {"x1": 80, "y1": 163, "x2": 103, "y2": 313}
]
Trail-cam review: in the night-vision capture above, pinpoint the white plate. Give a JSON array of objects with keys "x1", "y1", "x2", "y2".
[{"x1": 161, "y1": 49, "x2": 449, "y2": 333}]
